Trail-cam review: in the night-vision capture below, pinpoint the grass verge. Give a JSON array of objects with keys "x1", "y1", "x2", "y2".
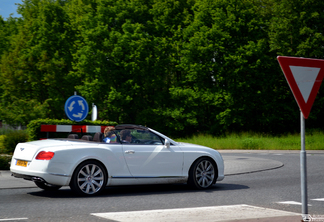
[{"x1": 176, "y1": 131, "x2": 324, "y2": 150}]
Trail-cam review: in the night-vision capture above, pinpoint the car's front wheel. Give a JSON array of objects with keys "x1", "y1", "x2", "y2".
[
  {"x1": 188, "y1": 157, "x2": 217, "y2": 189},
  {"x1": 70, "y1": 160, "x2": 107, "y2": 196}
]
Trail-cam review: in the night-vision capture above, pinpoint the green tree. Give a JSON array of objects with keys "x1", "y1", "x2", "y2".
[
  {"x1": 1, "y1": 0, "x2": 324, "y2": 136},
  {"x1": 162, "y1": 0, "x2": 289, "y2": 135},
  {"x1": 0, "y1": 16, "x2": 21, "y2": 56},
  {"x1": 269, "y1": 0, "x2": 324, "y2": 130},
  {"x1": 0, "y1": 0, "x2": 77, "y2": 125},
  {"x1": 67, "y1": 0, "x2": 194, "y2": 132}
]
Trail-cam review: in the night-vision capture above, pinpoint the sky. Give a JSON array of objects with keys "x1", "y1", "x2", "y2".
[{"x1": 0, "y1": 0, "x2": 23, "y2": 19}]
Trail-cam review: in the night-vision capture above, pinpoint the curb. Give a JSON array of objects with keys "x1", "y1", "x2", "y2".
[{"x1": 218, "y1": 149, "x2": 324, "y2": 154}]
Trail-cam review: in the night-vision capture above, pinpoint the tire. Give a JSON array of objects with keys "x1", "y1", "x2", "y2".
[
  {"x1": 35, "y1": 182, "x2": 62, "y2": 191},
  {"x1": 188, "y1": 157, "x2": 217, "y2": 189},
  {"x1": 70, "y1": 160, "x2": 107, "y2": 196}
]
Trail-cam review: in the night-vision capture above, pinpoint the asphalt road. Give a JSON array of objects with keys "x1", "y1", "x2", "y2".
[{"x1": 1, "y1": 151, "x2": 324, "y2": 222}]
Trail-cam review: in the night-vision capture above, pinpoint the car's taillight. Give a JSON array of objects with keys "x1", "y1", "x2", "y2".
[{"x1": 35, "y1": 151, "x2": 55, "y2": 160}]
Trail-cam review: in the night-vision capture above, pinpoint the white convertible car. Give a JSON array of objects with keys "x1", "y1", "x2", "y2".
[{"x1": 10, "y1": 124, "x2": 224, "y2": 196}]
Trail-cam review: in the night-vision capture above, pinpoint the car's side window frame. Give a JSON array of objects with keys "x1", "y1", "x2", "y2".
[{"x1": 116, "y1": 129, "x2": 164, "y2": 145}]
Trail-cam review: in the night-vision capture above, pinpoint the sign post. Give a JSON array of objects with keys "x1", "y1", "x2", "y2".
[
  {"x1": 300, "y1": 112, "x2": 308, "y2": 221},
  {"x1": 92, "y1": 103, "x2": 97, "y2": 121},
  {"x1": 277, "y1": 56, "x2": 324, "y2": 222}
]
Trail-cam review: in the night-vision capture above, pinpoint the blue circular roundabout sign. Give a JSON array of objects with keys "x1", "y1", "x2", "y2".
[{"x1": 64, "y1": 95, "x2": 89, "y2": 122}]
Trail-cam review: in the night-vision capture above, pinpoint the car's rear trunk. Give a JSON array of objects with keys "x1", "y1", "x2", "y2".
[{"x1": 12, "y1": 139, "x2": 74, "y2": 161}]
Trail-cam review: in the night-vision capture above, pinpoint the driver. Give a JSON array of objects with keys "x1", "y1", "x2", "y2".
[{"x1": 120, "y1": 130, "x2": 132, "y2": 143}]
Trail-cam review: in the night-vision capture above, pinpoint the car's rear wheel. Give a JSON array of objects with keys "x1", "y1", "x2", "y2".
[
  {"x1": 188, "y1": 157, "x2": 217, "y2": 189},
  {"x1": 70, "y1": 160, "x2": 107, "y2": 196},
  {"x1": 35, "y1": 182, "x2": 62, "y2": 191}
]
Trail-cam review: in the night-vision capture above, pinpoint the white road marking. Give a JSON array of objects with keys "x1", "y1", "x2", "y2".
[
  {"x1": 91, "y1": 204, "x2": 299, "y2": 222},
  {"x1": 277, "y1": 201, "x2": 312, "y2": 206},
  {"x1": 0, "y1": 218, "x2": 28, "y2": 221},
  {"x1": 312, "y1": 198, "x2": 324, "y2": 201}
]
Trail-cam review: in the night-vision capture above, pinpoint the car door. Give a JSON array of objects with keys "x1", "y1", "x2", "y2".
[{"x1": 121, "y1": 129, "x2": 183, "y2": 178}]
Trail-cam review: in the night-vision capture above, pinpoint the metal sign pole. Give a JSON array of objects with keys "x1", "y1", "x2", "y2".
[
  {"x1": 277, "y1": 56, "x2": 324, "y2": 222},
  {"x1": 300, "y1": 111, "x2": 309, "y2": 222}
]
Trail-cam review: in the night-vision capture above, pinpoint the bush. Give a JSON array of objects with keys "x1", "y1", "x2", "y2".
[
  {"x1": 0, "y1": 155, "x2": 12, "y2": 170},
  {"x1": 0, "y1": 128, "x2": 14, "y2": 135},
  {"x1": 0, "y1": 135, "x2": 5, "y2": 154},
  {"x1": 2, "y1": 130, "x2": 28, "y2": 154}
]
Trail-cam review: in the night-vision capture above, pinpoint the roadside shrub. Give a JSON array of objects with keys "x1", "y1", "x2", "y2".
[
  {"x1": 0, "y1": 128, "x2": 14, "y2": 135},
  {"x1": 2, "y1": 130, "x2": 28, "y2": 154},
  {"x1": 0, "y1": 155, "x2": 11, "y2": 170},
  {"x1": 0, "y1": 135, "x2": 5, "y2": 154}
]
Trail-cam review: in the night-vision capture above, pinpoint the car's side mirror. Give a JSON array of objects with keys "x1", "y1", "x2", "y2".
[{"x1": 165, "y1": 139, "x2": 170, "y2": 148}]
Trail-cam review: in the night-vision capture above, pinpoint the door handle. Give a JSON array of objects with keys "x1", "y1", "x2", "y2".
[{"x1": 125, "y1": 150, "x2": 135, "y2": 154}]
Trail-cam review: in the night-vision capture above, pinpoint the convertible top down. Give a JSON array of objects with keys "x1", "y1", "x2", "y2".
[{"x1": 10, "y1": 124, "x2": 224, "y2": 196}]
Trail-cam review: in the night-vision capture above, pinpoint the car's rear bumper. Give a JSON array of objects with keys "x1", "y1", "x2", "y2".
[{"x1": 10, "y1": 167, "x2": 71, "y2": 186}]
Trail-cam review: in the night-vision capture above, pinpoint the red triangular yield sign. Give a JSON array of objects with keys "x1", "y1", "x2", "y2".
[{"x1": 277, "y1": 56, "x2": 324, "y2": 119}]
